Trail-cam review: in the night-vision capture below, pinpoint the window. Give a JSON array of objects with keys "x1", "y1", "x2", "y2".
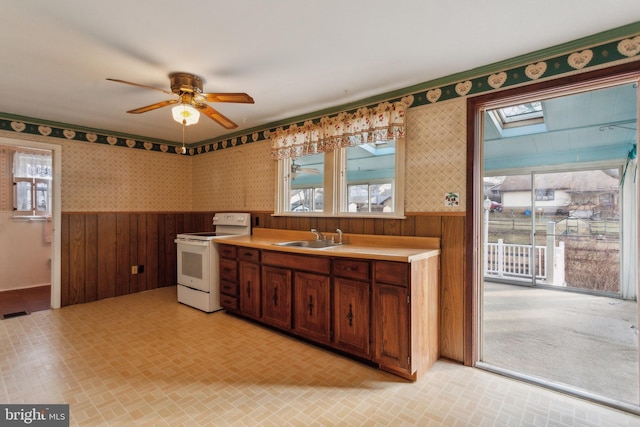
[
  {"x1": 289, "y1": 153, "x2": 324, "y2": 212},
  {"x1": 495, "y1": 102, "x2": 544, "y2": 127},
  {"x1": 535, "y1": 188, "x2": 554, "y2": 201},
  {"x1": 487, "y1": 101, "x2": 547, "y2": 139},
  {"x1": 341, "y1": 141, "x2": 396, "y2": 213},
  {"x1": 346, "y1": 183, "x2": 392, "y2": 212},
  {"x1": 272, "y1": 99, "x2": 408, "y2": 217},
  {"x1": 13, "y1": 150, "x2": 52, "y2": 217},
  {"x1": 276, "y1": 139, "x2": 404, "y2": 217}
]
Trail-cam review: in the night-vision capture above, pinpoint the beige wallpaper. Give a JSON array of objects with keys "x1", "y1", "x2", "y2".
[
  {"x1": 191, "y1": 98, "x2": 467, "y2": 214},
  {"x1": 0, "y1": 145, "x2": 11, "y2": 211},
  {"x1": 60, "y1": 139, "x2": 192, "y2": 212},
  {"x1": 192, "y1": 141, "x2": 275, "y2": 212},
  {"x1": 0, "y1": 131, "x2": 193, "y2": 212},
  {"x1": 405, "y1": 98, "x2": 467, "y2": 212},
  {"x1": 2, "y1": 98, "x2": 467, "y2": 214}
]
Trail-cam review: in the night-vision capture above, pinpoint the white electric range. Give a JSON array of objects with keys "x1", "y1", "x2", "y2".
[{"x1": 174, "y1": 213, "x2": 251, "y2": 312}]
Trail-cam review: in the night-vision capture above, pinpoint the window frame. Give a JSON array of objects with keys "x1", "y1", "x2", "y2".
[
  {"x1": 13, "y1": 177, "x2": 51, "y2": 217},
  {"x1": 274, "y1": 138, "x2": 405, "y2": 218},
  {"x1": 12, "y1": 150, "x2": 53, "y2": 218}
]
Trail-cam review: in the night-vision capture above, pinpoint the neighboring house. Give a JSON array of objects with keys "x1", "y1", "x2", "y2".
[
  {"x1": 491, "y1": 170, "x2": 619, "y2": 218},
  {"x1": 483, "y1": 176, "x2": 505, "y2": 203}
]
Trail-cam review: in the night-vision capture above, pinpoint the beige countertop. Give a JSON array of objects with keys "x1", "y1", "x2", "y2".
[{"x1": 216, "y1": 228, "x2": 440, "y2": 263}]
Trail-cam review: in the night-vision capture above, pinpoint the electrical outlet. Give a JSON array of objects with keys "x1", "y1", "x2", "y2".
[{"x1": 131, "y1": 265, "x2": 138, "y2": 274}]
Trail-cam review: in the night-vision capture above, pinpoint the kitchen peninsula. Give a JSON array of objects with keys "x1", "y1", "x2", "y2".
[{"x1": 216, "y1": 228, "x2": 440, "y2": 381}]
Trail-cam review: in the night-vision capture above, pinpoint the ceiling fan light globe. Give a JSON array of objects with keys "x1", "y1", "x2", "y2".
[{"x1": 172, "y1": 104, "x2": 200, "y2": 126}]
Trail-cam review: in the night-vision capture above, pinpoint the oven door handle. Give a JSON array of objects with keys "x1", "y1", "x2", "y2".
[{"x1": 174, "y1": 239, "x2": 211, "y2": 247}]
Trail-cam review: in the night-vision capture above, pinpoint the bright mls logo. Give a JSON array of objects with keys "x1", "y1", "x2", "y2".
[{"x1": 1, "y1": 404, "x2": 69, "y2": 426}]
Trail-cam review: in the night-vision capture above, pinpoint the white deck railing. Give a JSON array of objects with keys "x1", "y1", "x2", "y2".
[{"x1": 485, "y1": 239, "x2": 547, "y2": 280}]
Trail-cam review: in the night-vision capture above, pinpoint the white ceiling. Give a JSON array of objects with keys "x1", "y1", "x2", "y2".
[{"x1": 1, "y1": 1, "x2": 638, "y2": 145}]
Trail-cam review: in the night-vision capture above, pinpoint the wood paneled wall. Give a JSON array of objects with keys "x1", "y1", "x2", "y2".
[
  {"x1": 60, "y1": 212, "x2": 215, "y2": 307},
  {"x1": 60, "y1": 211, "x2": 466, "y2": 362}
]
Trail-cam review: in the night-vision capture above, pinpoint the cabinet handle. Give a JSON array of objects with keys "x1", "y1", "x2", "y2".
[
  {"x1": 308, "y1": 296, "x2": 314, "y2": 316},
  {"x1": 246, "y1": 281, "x2": 251, "y2": 298},
  {"x1": 346, "y1": 303, "x2": 353, "y2": 327},
  {"x1": 273, "y1": 287, "x2": 278, "y2": 306}
]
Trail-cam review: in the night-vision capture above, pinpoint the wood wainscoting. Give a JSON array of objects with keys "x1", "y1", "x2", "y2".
[
  {"x1": 60, "y1": 211, "x2": 465, "y2": 363},
  {"x1": 60, "y1": 212, "x2": 215, "y2": 307}
]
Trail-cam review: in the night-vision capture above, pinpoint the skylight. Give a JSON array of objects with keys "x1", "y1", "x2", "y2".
[{"x1": 495, "y1": 102, "x2": 544, "y2": 127}]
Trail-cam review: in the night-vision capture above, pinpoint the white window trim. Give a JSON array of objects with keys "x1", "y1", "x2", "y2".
[
  {"x1": 274, "y1": 139, "x2": 405, "y2": 219},
  {"x1": 13, "y1": 176, "x2": 52, "y2": 217}
]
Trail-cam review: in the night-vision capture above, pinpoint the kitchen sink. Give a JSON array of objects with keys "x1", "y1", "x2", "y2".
[{"x1": 272, "y1": 240, "x2": 340, "y2": 249}]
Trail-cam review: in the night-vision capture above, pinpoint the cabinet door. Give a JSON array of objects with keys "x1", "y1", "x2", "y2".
[
  {"x1": 293, "y1": 272, "x2": 330, "y2": 343},
  {"x1": 262, "y1": 266, "x2": 292, "y2": 329},
  {"x1": 334, "y1": 277, "x2": 370, "y2": 357},
  {"x1": 239, "y1": 261, "x2": 261, "y2": 319},
  {"x1": 373, "y1": 283, "x2": 410, "y2": 374}
]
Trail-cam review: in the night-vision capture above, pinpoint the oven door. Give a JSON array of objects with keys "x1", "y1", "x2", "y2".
[{"x1": 175, "y1": 239, "x2": 211, "y2": 292}]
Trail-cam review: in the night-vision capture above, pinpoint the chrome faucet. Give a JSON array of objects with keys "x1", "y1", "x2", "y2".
[
  {"x1": 335, "y1": 228, "x2": 343, "y2": 244},
  {"x1": 310, "y1": 228, "x2": 324, "y2": 241}
]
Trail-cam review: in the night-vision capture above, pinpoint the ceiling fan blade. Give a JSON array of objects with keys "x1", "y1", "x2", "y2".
[
  {"x1": 106, "y1": 78, "x2": 173, "y2": 95},
  {"x1": 127, "y1": 99, "x2": 178, "y2": 114},
  {"x1": 196, "y1": 104, "x2": 238, "y2": 129},
  {"x1": 201, "y1": 93, "x2": 254, "y2": 104}
]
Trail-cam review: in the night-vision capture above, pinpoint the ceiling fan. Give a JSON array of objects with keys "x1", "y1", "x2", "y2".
[
  {"x1": 107, "y1": 72, "x2": 254, "y2": 129},
  {"x1": 291, "y1": 160, "x2": 320, "y2": 179}
]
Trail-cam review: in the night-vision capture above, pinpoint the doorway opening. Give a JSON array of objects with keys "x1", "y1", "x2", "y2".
[
  {"x1": 0, "y1": 136, "x2": 61, "y2": 313},
  {"x1": 472, "y1": 73, "x2": 639, "y2": 413}
]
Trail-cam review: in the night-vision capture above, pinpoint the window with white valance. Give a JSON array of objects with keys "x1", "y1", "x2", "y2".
[{"x1": 272, "y1": 98, "x2": 410, "y2": 217}]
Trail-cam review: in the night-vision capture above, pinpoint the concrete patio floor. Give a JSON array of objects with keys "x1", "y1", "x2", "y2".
[{"x1": 482, "y1": 281, "x2": 639, "y2": 405}]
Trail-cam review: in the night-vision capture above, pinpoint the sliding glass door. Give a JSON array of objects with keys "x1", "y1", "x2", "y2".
[{"x1": 479, "y1": 81, "x2": 639, "y2": 409}]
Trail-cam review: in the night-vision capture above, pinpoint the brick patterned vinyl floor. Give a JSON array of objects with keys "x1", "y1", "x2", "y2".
[{"x1": 1, "y1": 286, "x2": 638, "y2": 426}]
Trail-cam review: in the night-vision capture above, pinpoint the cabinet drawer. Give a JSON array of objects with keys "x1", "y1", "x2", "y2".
[
  {"x1": 218, "y1": 244, "x2": 237, "y2": 259},
  {"x1": 220, "y1": 280, "x2": 238, "y2": 296},
  {"x1": 375, "y1": 261, "x2": 409, "y2": 286},
  {"x1": 238, "y1": 247, "x2": 260, "y2": 263},
  {"x1": 220, "y1": 294, "x2": 238, "y2": 311},
  {"x1": 219, "y1": 258, "x2": 237, "y2": 282},
  {"x1": 262, "y1": 251, "x2": 330, "y2": 274},
  {"x1": 334, "y1": 259, "x2": 370, "y2": 281}
]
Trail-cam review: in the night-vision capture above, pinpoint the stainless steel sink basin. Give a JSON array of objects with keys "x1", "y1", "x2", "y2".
[{"x1": 272, "y1": 240, "x2": 340, "y2": 249}]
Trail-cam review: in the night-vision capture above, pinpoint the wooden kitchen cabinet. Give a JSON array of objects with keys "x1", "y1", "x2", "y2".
[
  {"x1": 373, "y1": 281, "x2": 409, "y2": 373},
  {"x1": 373, "y1": 261, "x2": 410, "y2": 377},
  {"x1": 373, "y1": 258, "x2": 439, "y2": 380},
  {"x1": 333, "y1": 277, "x2": 370, "y2": 357},
  {"x1": 262, "y1": 250, "x2": 331, "y2": 343},
  {"x1": 261, "y1": 265, "x2": 292, "y2": 329},
  {"x1": 218, "y1": 237, "x2": 439, "y2": 382},
  {"x1": 239, "y1": 248, "x2": 261, "y2": 320},
  {"x1": 293, "y1": 271, "x2": 331, "y2": 343},
  {"x1": 218, "y1": 244, "x2": 239, "y2": 312},
  {"x1": 333, "y1": 258, "x2": 370, "y2": 357}
]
